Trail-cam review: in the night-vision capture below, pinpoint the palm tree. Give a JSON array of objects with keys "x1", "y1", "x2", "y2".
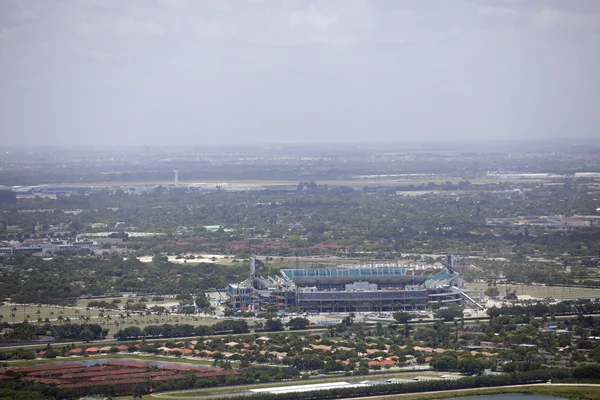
[{"x1": 454, "y1": 318, "x2": 459, "y2": 348}]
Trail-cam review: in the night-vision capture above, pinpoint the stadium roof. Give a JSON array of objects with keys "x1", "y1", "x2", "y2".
[
  {"x1": 281, "y1": 267, "x2": 407, "y2": 280},
  {"x1": 425, "y1": 270, "x2": 459, "y2": 288}
]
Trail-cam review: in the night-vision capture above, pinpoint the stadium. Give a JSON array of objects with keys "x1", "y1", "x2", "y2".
[{"x1": 226, "y1": 256, "x2": 483, "y2": 312}]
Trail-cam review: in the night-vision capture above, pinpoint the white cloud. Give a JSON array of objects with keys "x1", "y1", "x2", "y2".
[
  {"x1": 114, "y1": 17, "x2": 164, "y2": 37},
  {"x1": 73, "y1": 15, "x2": 164, "y2": 39},
  {"x1": 534, "y1": 7, "x2": 600, "y2": 31},
  {"x1": 192, "y1": 19, "x2": 235, "y2": 38},
  {"x1": 289, "y1": 6, "x2": 339, "y2": 30},
  {"x1": 478, "y1": 6, "x2": 520, "y2": 19},
  {"x1": 83, "y1": 48, "x2": 114, "y2": 62}
]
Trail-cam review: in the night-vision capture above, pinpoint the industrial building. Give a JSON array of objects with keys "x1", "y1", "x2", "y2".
[
  {"x1": 0, "y1": 239, "x2": 98, "y2": 255},
  {"x1": 227, "y1": 256, "x2": 483, "y2": 312},
  {"x1": 246, "y1": 381, "x2": 371, "y2": 395}
]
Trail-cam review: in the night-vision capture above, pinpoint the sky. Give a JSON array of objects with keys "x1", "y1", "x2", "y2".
[{"x1": 0, "y1": 0, "x2": 599, "y2": 147}]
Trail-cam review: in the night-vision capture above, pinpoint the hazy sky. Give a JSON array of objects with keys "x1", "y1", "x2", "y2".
[{"x1": 1, "y1": 0, "x2": 599, "y2": 147}]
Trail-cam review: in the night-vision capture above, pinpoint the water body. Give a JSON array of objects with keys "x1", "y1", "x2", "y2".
[{"x1": 453, "y1": 395, "x2": 565, "y2": 400}]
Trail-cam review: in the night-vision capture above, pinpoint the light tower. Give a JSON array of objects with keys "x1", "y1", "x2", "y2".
[
  {"x1": 247, "y1": 257, "x2": 256, "y2": 289},
  {"x1": 174, "y1": 170, "x2": 179, "y2": 186}
]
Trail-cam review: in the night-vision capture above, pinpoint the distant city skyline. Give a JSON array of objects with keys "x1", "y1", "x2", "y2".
[{"x1": 1, "y1": 0, "x2": 599, "y2": 147}]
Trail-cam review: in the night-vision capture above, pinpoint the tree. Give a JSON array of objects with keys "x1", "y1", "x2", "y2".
[
  {"x1": 434, "y1": 304, "x2": 463, "y2": 322},
  {"x1": 573, "y1": 363, "x2": 600, "y2": 379},
  {"x1": 114, "y1": 326, "x2": 143, "y2": 340},
  {"x1": 342, "y1": 313, "x2": 355, "y2": 326},
  {"x1": 80, "y1": 328, "x2": 94, "y2": 342},
  {"x1": 287, "y1": 317, "x2": 310, "y2": 330},
  {"x1": 195, "y1": 291, "x2": 211, "y2": 309},
  {"x1": 0, "y1": 190, "x2": 17, "y2": 204},
  {"x1": 393, "y1": 312, "x2": 412, "y2": 324},
  {"x1": 430, "y1": 354, "x2": 459, "y2": 371},
  {"x1": 485, "y1": 286, "x2": 500, "y2": 298},
  {"x1": 265, "y1": 318, "x2": 283, "y2": 331},
  {"x1": 459, "y1": 355, "x2": 487, "y2": 375}
]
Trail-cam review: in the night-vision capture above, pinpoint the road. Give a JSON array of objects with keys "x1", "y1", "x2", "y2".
[{"x1": 0, "y1": 327, "x2": 329, "y2": 351}]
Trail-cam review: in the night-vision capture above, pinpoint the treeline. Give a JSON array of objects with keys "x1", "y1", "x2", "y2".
[
  {"x1": 52, "y1": 323, "x2": 106, "y2": 341},
  {"x1": 225, "y1": 365, "x2": 300, "y2": 385},
  {"x1": 0, "y1": 322, "x2": 106, "y2": 343},
  {"x1": 488, "y1": 300, "x2": 600, "y2": 319},
  {"x1": 114, "y1": 320, "x2": 250, "y2": 340},
  {"x1": 0, "y1": 190, "x2": 17, "y2": 204},
  {"x1": 0, "y1": 253, "x2": 246, "y2": 305},
  {"x1": 87, "y1": 300, "x2": 120, "y2": 309},
  {"x1": 223, "y1": 368, "x2": 577, "y2": 400},
  {"x1": 0, "y1": 381, "x2": 57, "y2": 400}
]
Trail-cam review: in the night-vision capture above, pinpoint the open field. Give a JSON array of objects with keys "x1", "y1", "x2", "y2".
[
  {"x1": 349, "y1": 384, "x2": 600, "y2": 400},
  {"x1": 465, "y1": 282, "x2": 600, "y2": 300},
  {"x1": 0, "y1": 298, "x2": 221, "y2": 336}
]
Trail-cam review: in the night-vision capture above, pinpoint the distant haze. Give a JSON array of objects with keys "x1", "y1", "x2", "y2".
[{"x1": 1, "y1": 0, "x2": 599, "y2": 147}]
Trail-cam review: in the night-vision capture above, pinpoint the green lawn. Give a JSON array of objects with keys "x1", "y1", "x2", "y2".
[
  {"x1": 0, "y1": 299, "x2": 220, "y2": 336},
  {"x1": 465, "y1": 282, "x2": 600, "y2": 300},
  {"x1": 364, "y1": 384, "x2": 600, "y2": 400}
]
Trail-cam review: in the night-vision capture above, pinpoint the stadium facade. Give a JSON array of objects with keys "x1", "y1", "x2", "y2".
[{"x1": 226, "y1": 256, "x2": 483, "y2": 312}]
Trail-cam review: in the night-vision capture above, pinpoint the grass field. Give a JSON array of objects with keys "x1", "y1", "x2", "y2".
[
  {"x1": 353, "y1": 384, "x2": 600, "y2": 400},
  {"x1": 0, "y1": 297, "x2": 221, "y2": 336},
  {"x1": 465, "y1": 282, "x2": 600, "y2": 300}
]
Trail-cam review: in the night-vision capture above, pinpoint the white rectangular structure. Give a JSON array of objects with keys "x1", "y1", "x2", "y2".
[{"x1": 247, "y1": 381, "x2": 370, "y2": 395}]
